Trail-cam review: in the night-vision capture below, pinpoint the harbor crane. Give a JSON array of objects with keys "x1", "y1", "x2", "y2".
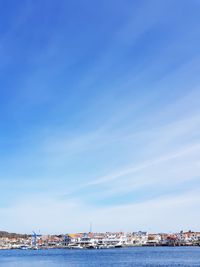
[{"x1": 31, "y1": 231, "x2": 41, "y2": 247}]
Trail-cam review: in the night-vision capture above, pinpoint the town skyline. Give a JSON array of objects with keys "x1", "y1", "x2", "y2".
[{"x1": 1, "y1": 229, "x2": 200, "y2": 250}]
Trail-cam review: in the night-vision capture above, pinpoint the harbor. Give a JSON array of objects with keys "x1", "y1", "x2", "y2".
[{"x1": 1, "y1": 230, "x2": 200, "y2": 250}]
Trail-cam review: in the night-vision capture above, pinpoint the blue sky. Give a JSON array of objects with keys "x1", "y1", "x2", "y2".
[{"x1": 0, "y1": 0, "x2": 200, "y2": 234}]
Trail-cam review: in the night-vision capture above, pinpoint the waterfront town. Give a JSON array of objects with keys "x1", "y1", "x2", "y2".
[{"x1": 0, "y1": 230, "x2": 200, "y2": 250}]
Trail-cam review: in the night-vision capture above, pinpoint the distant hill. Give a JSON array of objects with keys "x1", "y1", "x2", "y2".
[{"x1": 0, "y1": 231, "x2": 30, "y2": 238}]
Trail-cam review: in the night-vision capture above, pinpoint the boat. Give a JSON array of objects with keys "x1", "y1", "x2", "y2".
[{"x1": 68, "y1": 243, "x2": 84, "y2": 249}]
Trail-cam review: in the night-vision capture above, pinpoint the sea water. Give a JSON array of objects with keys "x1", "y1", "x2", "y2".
[{"x1": 0, "y1": 247, "x2": 200, "y2": 267}]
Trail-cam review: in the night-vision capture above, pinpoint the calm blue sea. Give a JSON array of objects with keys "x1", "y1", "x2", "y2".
[{"x1": 0, "y1": 247, "x2": 200, "y2": 267}]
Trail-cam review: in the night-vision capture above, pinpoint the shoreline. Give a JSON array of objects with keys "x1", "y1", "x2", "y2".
[{"x1": 0, "y1": 244, "x2": 200, "y2": 250}]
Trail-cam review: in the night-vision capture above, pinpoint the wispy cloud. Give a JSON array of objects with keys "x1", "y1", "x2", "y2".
[{"x1": 88, "y1": 143, "x2": 200, "y2": 186}]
